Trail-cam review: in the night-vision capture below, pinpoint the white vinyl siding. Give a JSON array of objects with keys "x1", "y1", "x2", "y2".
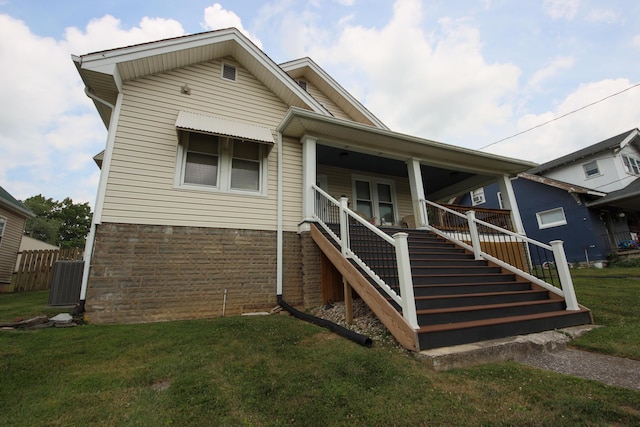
[
  {"x1": 305, "y1": 82, "x2": 352, "y2": 121},
  {"x1": 0, "y1": 209, "x2": 27, "y2": 284},
  {"x1": 101, "y1": 58, "x2": 291, "y2": 231}
]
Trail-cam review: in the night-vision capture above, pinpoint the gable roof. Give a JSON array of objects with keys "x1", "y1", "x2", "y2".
[
  {"x1": 0, "y1": 186, "x2": 34, "y2": 218},
  {"x1": 72, "y1": 28, "x2": 330, "y2": 128},
  {"x1": 528, "y1": 128, "x2": 640, "y2": 175},
  {"x1": 585, "y1": 177, "x2": 640, "y2": 209},
  {"x1": 279, "y1": 57, "x2": 388, "y2": 129}
]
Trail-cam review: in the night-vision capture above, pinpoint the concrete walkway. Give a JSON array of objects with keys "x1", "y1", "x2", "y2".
[{"x1": 418, "y1": 325, "x2": 640, "y2": 391}]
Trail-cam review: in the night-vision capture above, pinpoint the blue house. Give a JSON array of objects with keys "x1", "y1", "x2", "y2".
[{"x1": 458, "y1": 129, "x2": 640, "y2": 264}]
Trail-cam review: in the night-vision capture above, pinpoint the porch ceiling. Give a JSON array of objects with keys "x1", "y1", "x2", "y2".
[{"x1": 280, "y1": 107, "x2": 536, "y2": 199}]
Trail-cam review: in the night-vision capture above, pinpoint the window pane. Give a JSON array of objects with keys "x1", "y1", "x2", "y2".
[
  {"x1": 189, "y1": 133, "x2": 219, "y2": 154},
  {"x1": 356, "y1": 201, "x2": 373, "y2": 219},
  {"x1": 538, "y1": 208, "x2": 566, "y2": 225},
  {"x1": 233, "y1": 140, "x2": 260, "y2": 160},
  {"x1": 231, "y1": 159, "x2": 259, "y2": 190},
  {"x1": 379, "y1": 204, "x2": 394, "y2": 224},
  {"x1": 583, "y1": 161, "x2": 599, "y2": 177},
  {"x1": 185, "y1": 152, "x2": 218, "y2": 186},
  {"x1": 355, "y1": 180, "x2": 371, "y2": 200},
  {"x1": 377, "y1": 183, "x2": 392, "y2": 202}
]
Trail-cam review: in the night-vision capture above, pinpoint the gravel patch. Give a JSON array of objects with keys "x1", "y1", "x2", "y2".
[{"x1": 309, "y1": 299, "x2": 404, "y2": 350}]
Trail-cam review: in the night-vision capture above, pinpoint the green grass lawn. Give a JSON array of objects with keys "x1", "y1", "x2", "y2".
[{"x1": 1, "y1": 270, "x2": 639, "y2": 426}]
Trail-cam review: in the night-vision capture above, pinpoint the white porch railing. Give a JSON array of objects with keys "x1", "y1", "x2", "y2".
[
  {"x1": 421, "y1": 199, "x2": 580, "y2": 310},
  {"x1": 312, "y1": 185, "x2": 419, "y2": 328}
]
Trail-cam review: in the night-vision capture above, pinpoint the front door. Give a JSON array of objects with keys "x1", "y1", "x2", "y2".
[{"x1": 353, "y1": 177, "x2": 397, "y2": 226}]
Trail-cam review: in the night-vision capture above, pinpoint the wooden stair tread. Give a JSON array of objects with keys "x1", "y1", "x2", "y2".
[
  {"x1": 417, "y1": 309, "x2": 590, "y2": 334},
  {"x1": 413, "y1": 289, "x2": 547, "y2": 301},
  {"x1": 416, "y1": 299, "x2": 561, "y2": 315}
]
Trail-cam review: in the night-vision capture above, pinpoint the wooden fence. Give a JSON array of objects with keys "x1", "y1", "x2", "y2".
[{"x1": 13, "y1": 248, "x2": 84, "y2": 292}]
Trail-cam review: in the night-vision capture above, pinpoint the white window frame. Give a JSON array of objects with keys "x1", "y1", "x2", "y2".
[
  {"x1": 175, "y1": 132, "x2": 267, "y2": 196},
  {"x1": 622, "y1": 154, "x2": 640, "y2": 176},
  {"x1": 497, "y1": 192, "x2": 504, "y2": 209},
  {"x1": 536, "y1": 207, "x2": 567, "y2": 229},
  {"x1": 351, "y1": 175, "x2": 399, "y2": 226},
  {"x1": 0, "y1": 216, "x2": 6, "y2": 246},
  {"x1": 583, "y1": 160, "x2": 600, "y2": 178},
  {"x1": 471, "y1": 188, "x2": 486, "y2": 206}
]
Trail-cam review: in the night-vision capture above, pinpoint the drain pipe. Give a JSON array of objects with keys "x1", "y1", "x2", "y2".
[
  {"x1": 77, "y1": 88, "x2": 121, "y2": 314},
  {"x1": 278, "y1": 296, "x2": 372, "y2": 347}
]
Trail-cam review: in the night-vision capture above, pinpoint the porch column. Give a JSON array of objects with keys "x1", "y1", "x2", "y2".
[
  {"x1": 497, "y1": 174, "x2": 525, "y2": 234},
  {"x1": 301, "y1": 136, "x2": 317, "y2": 228},
  {"x1": 406, "y1": 158, "x2": 428, "y2": 228}
]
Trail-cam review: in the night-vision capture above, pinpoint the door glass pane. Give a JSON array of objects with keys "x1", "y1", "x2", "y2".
[
  {"x1": 355, "y1": 180, "x2": 371, "y2": 200},
  {"x1": 379, "y1": 204, "x2": 394, "y2": 224},
  {"x1": 377, "y1": 183, "x2": 392, "y2": 202}
]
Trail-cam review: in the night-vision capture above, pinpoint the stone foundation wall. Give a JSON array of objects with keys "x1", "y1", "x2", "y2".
[{"x1": 86, "y1": 223, "x2": 308, "y2": 324}]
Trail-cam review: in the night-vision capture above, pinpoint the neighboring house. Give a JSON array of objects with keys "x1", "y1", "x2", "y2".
[
  {"x1": 14, "y1": 236, "x2": 59, "y2": 271},
  {"x1": 0, "y1": 186, "x2": 34, "y2": 292},
  {"x1": 72, "y1": 28, "x2": 542, "y2": 327},
  {"x1": 459, "y1": 129, "x2": 640, "y2": 263}
]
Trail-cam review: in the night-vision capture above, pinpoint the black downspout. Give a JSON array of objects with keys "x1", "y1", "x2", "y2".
[{"x1": 277, "y1": 296, "x2": 372, "y2": 347}]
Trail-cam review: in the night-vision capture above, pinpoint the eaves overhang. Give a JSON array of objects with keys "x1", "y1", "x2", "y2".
[
  {"x1": 517, "y1": 172, "x2": 607, "y2": 197},
  {"x1": 278, "y1": 107, "x2": 536, "y2": 176},
  {"x1": 72, "y1": 28, "x2": 328, "y2": 129},
  {"x1": 0, "y1": 188, "x2": 34, "y2": 219}
]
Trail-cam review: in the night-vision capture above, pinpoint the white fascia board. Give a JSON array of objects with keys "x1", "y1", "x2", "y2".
[
  {"x1": 280, "y1": 57, "x2": 389, "y2": 130},
  {"x1": 618, "y1": 129, "x2": 639, "y2": 151}
]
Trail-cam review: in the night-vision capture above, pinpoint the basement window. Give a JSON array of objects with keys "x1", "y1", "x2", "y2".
[
  {"x1": 222, "y1": 63, "x2": 237, "y2": 82},
  {"x1": 536, "y1": 207, "x2": 567, "y2": 229}
]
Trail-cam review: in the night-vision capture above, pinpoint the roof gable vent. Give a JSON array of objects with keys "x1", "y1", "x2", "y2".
[{"x1": 222, "y1": 63, "x2": 237, "y2": 81}]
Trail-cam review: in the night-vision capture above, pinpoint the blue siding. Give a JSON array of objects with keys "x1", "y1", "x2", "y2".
[{"x1": 457, "y1": 179, "x2": 609, "y2": 262}]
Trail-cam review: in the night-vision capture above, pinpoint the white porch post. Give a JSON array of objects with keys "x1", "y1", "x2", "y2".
[
  {"x1": 497, "y1": 174, "x2": 525, "y2": 234},
  {"x1": 392, "y1": 232, "x2": 419, "y2": 329},
  {"x1": 301, "y1": 136, "x2": 317, "y2": 229},
  {"x1": 466, "y1": 210, "x2": 483, "y2": 260},
  {"x1": 550, "y1": 240, "x2": 580, "y2": 311},
  {"x1": 406, "y1": 158, "x2": 428, "y2": 228}
]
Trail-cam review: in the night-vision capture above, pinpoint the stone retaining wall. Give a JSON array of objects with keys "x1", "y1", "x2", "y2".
[{"x1": 86, "y1": 223, "x2": 318, "y2": 323}]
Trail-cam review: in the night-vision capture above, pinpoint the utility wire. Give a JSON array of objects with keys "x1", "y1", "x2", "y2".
[{"x1": 478, "y1": 82, "x2": 640, "y2": 150}]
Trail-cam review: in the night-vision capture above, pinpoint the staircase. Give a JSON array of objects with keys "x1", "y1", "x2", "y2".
[{"x1": 315, "y1": 224, "x2": 592, "y2": 351}]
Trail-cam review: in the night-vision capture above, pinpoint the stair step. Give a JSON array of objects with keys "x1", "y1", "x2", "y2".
[
  {"x1": 413, "y1": 273, "x2": 518, "y2": 285},
  {"x1": 417, "y1": 309, "x2": 593, "y2": 349},
  {"x1": 417, "y1": 299, "x2": 566, "y2": 324},
  {"x1": 411, "y1": 266, "x2": 502, "y2": 275},
  {"x1": 413, "y1": 281, "x2": 532, "y2": 296},
  {"x1": 410, "y1": 259, "x2": 488, "y2": 267},
  {"x1": 414, "y1": 289, "x2": 551, "y2": 309}
]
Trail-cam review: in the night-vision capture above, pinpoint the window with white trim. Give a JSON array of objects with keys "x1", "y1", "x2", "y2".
[
  {"x1": 583, "y1": 160, "x2": 600, "y2": 178},
  {"x1": 471, "y1": 188, "x2": 485, "y2": 206},
  {"x1": 178, "y1": 132, "x2": 266, "y2": 194},
  {"x1": 536, "y1": 207, "x2": 567, "y2": 229},
  {"x1": 0, "y1": 216, "x2": 6, "y2": 246},
  {"x1": 622, "y1": 155, "x2": 640, "y2": 176}
]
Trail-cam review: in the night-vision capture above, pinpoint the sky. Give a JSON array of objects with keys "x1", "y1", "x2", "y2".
[{"x1": 1, "y1": 0, "x2": 639, "y2": 207}]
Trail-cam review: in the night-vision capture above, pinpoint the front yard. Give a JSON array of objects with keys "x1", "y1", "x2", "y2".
[{"x1": 0, "y1": 268, "x2": 639, "y2": 426}]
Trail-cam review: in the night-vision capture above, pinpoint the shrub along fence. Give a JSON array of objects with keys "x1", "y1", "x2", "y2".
[{"x1": 13, "y1": 248, "x2": 84, "y2": 292}]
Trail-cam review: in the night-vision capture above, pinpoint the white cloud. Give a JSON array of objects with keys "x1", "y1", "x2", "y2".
[
  {"x1": 303, "y1": 0, "x2": 520, "y2": 143},
  {"x1": 633, "y1": 35, "x2": 640, "y2": 49},
  {"x1": 585, "y1": 9, "x2": 618, "y2": 24},
  {"x1": 543, "y1": 0, "x2": 580, "y2": 20},
  {"x1": 202, "y1": 3, "x2": 263, "y2": 48},
  {"x1": 0, "y1": 13, "x2": 186, "y2": 203},
  {"x1": 485, "y1": 79, "x2": 640, "y2": 163},
  {"x1": 527, "y1": 56, "x2": 574, "y2": 89}
]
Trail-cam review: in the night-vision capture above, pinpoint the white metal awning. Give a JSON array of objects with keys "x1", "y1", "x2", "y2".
[{"x1": 175, "y1": 110, "x2": 275, "y2": 144}]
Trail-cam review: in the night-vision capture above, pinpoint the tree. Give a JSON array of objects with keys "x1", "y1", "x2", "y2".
[{"x1": 22, "y1": 195, "x2": 92, "y2": 249}]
